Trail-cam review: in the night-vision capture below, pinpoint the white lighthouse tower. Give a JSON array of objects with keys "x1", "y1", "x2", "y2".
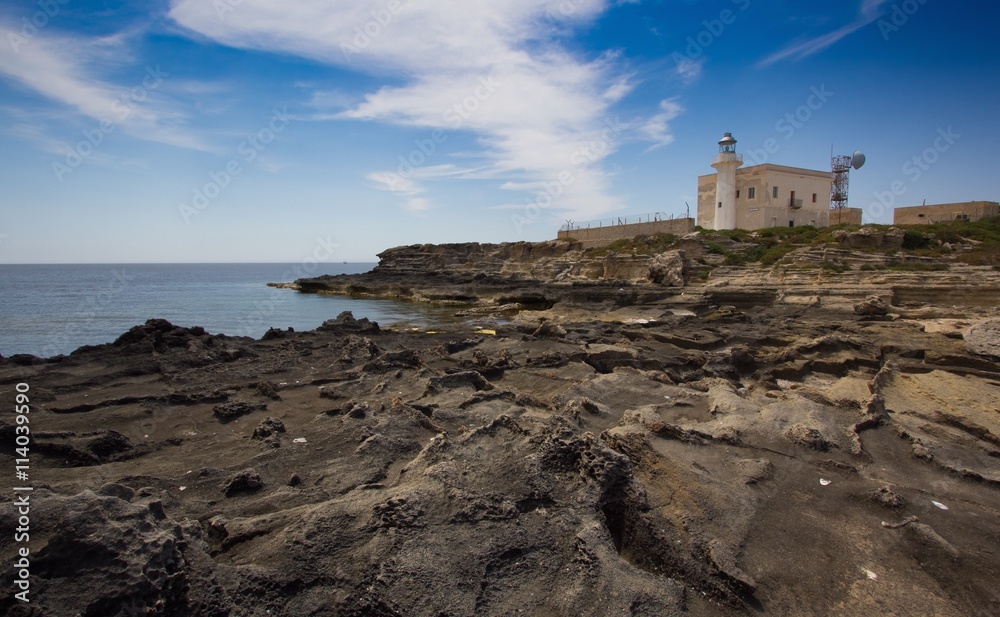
[{"x1": 711, "y1": 132, "x2": 743, "y2": 230}]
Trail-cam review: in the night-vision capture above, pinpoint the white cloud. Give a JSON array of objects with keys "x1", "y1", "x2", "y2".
[
  {"x1": 641, "y1": 98, "x2": 683, "y2": 151},
  {"x1": 0, "y1": 18, "x2": 214, "y2": 153},
  {"x1": 757, "y1": 1, "x2": 889, "y2": 68},
  {"x1": 169, "y1": 0, "x2": 668, "y2": 221},
  {"x1": 674, "y1": 56, "x2": 704, "y2": 83}
]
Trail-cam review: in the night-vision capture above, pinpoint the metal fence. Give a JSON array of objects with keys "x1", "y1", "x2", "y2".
[{"x1": 559, "y1": 211, "x2": 685, "y2": 232}]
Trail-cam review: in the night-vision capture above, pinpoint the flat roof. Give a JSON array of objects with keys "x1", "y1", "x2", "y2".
[
  {"x1": 895, "y1": 201, "x2": 999, "y2": 210},
  {"x1": 699, "y1": 163, "x2": 832, "y2": 180}
]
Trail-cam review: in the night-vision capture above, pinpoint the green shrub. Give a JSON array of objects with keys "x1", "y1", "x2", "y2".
[
  {"x1": 704, "y1": 240, "x2": 727, "y2": 255},
  {"x1": 724, "y1": 252, "x2": 746, "y2": 266},
  {"x1": 742, "y1": 245, "x2": 769, "y2": 263},
  {"x1": 759, "y1": 244, "x2": 794, "y2": 266},
  {"x1": 901, "y1": 230, "x2": 930, "y2": 250}
]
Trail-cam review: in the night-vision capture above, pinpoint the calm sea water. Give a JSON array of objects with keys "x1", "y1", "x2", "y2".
[{"x1": 0, "y1": 263, "x2": 459, "y2": 358}]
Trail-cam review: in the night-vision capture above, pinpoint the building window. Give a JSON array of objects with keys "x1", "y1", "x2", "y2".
[
  {"x1": 718, "y1": 202, "x2": 722, "y2": 208},
  {"x1": 747, "y1": 187, "x2": 755, "y2": 199},
  {"x1": 773, "y1": 186, "x2": 779, "y2": 199},
  {"x1": 736, "y1": 189, "x2": 740, "y2": 199},
  {"x1": 812, "y1": 193, "x2": 817, "y2": 203}
]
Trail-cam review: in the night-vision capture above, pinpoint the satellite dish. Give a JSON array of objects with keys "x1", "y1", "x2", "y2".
[{"x1": 851, "y1": 151, "x2": 866, "y2": 170}]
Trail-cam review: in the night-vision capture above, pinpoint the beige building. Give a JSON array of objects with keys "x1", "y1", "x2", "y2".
[
  {"x1": 696, "y1": 132, "x2": 846, "y2": 230},
  {"x1": 698, "y1": 162, "x2": 836, "y2": 230},
  {"x1": 893, "y1": 201, "x2": 999, "y2": 225}
]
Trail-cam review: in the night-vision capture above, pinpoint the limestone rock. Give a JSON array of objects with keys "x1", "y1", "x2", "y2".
[
  {"x1": 647, "y1": 250, "x2": 686, "y2": 287},
  {"x1": 834, "y1": 226, "x2": 904, "y2": 249},
  {"x1": 965, "y1": 318, "x2": 1000, "y2": 358},
  {"x1": 854, "y1": 295, "x2": 889, "y2": 316}
]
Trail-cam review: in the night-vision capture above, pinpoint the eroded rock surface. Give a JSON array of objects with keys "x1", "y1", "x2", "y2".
[{"x1": 3, "y1": 292, "x2": 1000, "y2": 616}]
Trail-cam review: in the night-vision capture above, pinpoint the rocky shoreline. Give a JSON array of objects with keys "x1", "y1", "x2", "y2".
[{"x1": 3, "y1": 231, "x2": 1000, "y2": 616}]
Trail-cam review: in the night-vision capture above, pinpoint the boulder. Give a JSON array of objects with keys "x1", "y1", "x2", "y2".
[
  {"x1": 647, "y1": 250, "x2": 686, "y2": 287},
  {"x1": 854, "y1": 295, "x2": 889, "y2": 316},
  {"x1": 222, "y1": 468, "x2": 264, "y2": 496},
  {"x1": 833, "y1": 227, "x2": 904, "y2": 249},
  {"x1": 965, "y1": 318, "x2": 1000, "y2": 358}
]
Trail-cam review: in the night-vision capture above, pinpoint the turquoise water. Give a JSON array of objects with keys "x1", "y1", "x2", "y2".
[{"x1": 0, "y1": 263, "x2": 456, "y2": 357}]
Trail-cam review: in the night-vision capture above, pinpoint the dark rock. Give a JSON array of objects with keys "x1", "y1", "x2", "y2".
[
  {"x1": 424, "y1": 370, "x2": 493, "y2": 394},
  {"x1": 86, "y1": 430, "x2": 133, "y2": 458},
  {"x1": 96, "y1": 483, "x2": 136, "y2": 501},
  {"x1": 445, "y1": 338, "x2": 482, "y2": 354},
  {"x1": 368, "y1": 497, "x2": 424, "y2": 529},
  {"x1": 532, "y1": 321, "x2": 568, "y2": 338},
  {"x1": 363, "y1": 349, "x2": 421, "y2": 373},
  {"x1": 251, "y1": 417, "x2": 286, "y2": 440},
  {"x1": 212, "y1": 400, "x2": 265, "y2": 422},
  {"x1": 255, "y1": 380, "x2": 281, "y2": 400},
  {"x1": 319, "y1": 385, "x2": 345, "y2": 400},
  {"x1": 869, "y1": 485, "x2": 905, "y2": 508},
  {"x1": 261, "y1": 327, "x2": 294, "y2": 340},
  {"x1": 222, "y1": 468, "x2": 263, "y2": 496},
  {"x1": 317, "y1": 311, "x2": 380, "y2": 335},
  {"x1": 0, "y1": 490, "x2": 231, "y2": 616}
]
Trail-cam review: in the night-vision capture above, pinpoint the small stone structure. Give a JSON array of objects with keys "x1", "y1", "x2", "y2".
[{"x1": 893, "y1": 201, "x2": 999, "y2": 225}]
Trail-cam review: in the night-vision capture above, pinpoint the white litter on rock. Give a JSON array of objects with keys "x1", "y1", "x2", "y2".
[
  {"x1": 179, "y1": 486, "x2": 187, "y2": 491},
  {"x1": 293, "y1": 437, "x2": 308, "y2": 444},
  {"x1": 932, "y1": 500, "x2": 949, "y2": 510},
  {"x1": 864, "y1": 568, "x2": 878, "y2": 581},
  {"x1": 820, "y1": 478, "x2": 832, "y2": 486}
]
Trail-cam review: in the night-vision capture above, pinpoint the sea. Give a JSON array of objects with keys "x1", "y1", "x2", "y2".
[{"x1": 0, "y1": 263, "x2": 461, "y2": 358}]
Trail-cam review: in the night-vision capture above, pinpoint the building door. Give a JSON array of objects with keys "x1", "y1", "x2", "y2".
[{"x1": 789, "y1": 221, "x2": 795, "y2": 227}]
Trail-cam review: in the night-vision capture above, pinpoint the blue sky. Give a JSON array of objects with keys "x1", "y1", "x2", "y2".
[{"x1": 0, "y1": 0, "x2": 996, "y2": 263}]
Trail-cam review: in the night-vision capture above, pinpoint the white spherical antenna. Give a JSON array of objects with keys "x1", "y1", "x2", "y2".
[{"x1": 851, "y1": 151, "x2": 866, "y2": 170}]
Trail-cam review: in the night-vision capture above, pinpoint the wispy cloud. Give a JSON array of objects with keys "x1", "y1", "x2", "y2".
[
  {"x1": 674, "y1": 56, "x2": 704, "y2": 84},
  {"x1": 641, "y1": 98, "x2": 683, "y2": 151},
  {"x1": 0, "y1": 17, "x2": 214, "y2": 153},
  {"x1": 756, "y1": 0, "x2": 890, "y2": 68},
  {"x1": 169, "y1": 0, "x2": 673, "y2": 221}
]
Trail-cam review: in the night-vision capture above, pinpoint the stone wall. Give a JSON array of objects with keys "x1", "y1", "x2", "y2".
[
  {"x1": 556, "y1": 218, "x2": 695, "y2": 248},
  {"x1": 893, "y1": 201, "x2": 999, "y2": 225},
  {"x1": 829, "y1": 208, "x2": 863, "y2": 226}
]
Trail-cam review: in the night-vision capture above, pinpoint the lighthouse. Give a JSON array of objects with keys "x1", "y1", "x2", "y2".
[{"x1": 711, "y1": 132, "x2": 743, "y2": 230}]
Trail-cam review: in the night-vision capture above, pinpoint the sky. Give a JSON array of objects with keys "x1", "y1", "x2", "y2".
[{"x1": 0, "y1": 0, "x2": 996, "y2": 263}]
